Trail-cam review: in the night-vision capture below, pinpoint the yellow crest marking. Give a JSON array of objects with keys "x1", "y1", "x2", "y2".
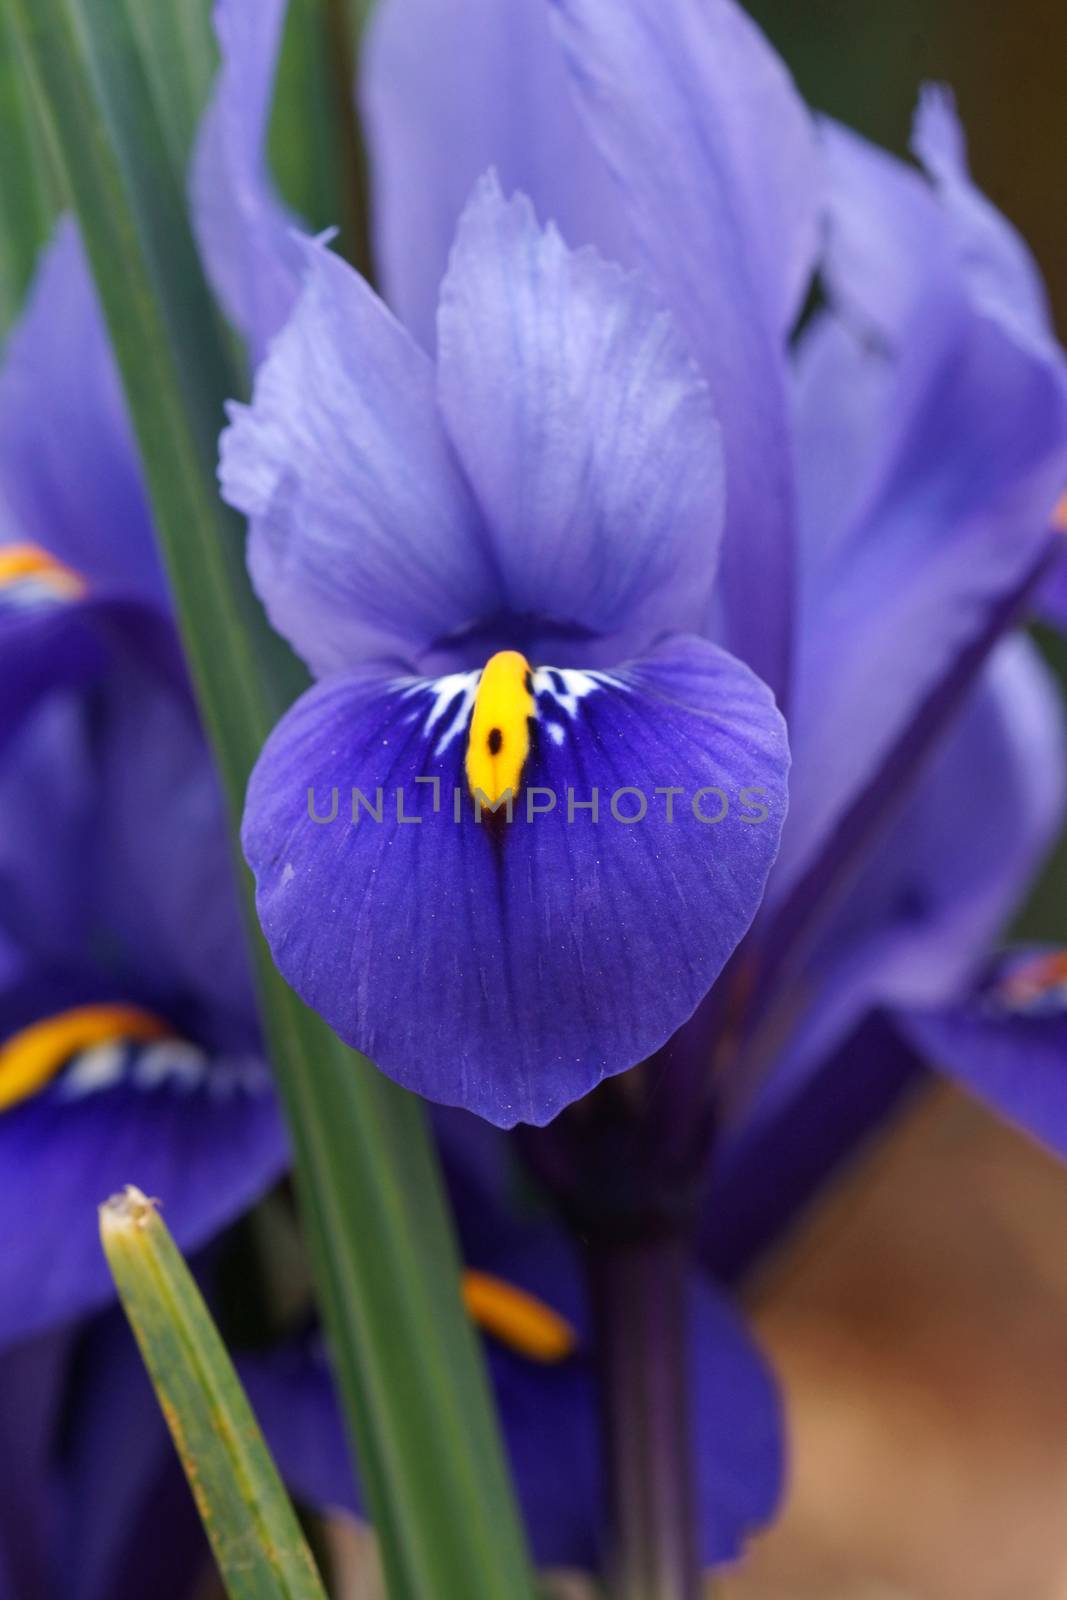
[
  {"x1": 0, "y1": 1004, "x2": 171, "y2": 1113},
  {"x1": 465, "y1": 650, "x2": 535, "y2": 805},
  {"x1": 1052, "y1": 491, "x2": 1067, "y2": 533},
  {"x1": 462, "y1": 1269, "x2": 578, "y2": 1363},
  {"x1": 0, "y1": 543, "x2": 84, "y2": 597}
]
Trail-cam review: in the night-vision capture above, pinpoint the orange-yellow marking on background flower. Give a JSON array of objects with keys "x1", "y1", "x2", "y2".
[
  {"x1": 465, "y1": 650, "x2": 535, "y2": 804},
  {"x1": 462, "y1": 1268, "x2": 577, "y2": 1362},
  {"x1": 0, "y1": 543, "x2": 84, "y2": 597},
  {"x1": 0, "y1": 1005, "x2": 171, "y2": 1113},
  {"x1": 1052, "y1": 492, "x2": 1067, "y2": 533},
  {"x1": 998, "y1": 949, "x2": 1067, "y2": 1009}
]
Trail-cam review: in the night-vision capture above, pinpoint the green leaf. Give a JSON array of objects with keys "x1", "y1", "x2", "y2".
[
  {"x1": 8, "y1": 3, "x2": 537, "y2": 1595},
  {"x1": 0, "y1": 2, "x2": 60, "y2": 332},
  {"x1": 124, "y1": 0, "x2": 217, "y2": 172},
  {"x1": 271, "y1": 0, "x2": 374, "y2": 278},
  {"x1": 100, "y1": 1187, "x2": 328, "y2": 1600}
]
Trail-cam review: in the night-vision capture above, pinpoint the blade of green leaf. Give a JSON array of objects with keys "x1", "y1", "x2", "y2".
[
  {"x1": 8, "y1": 3, "x2": 537, "y2": 1595},
  {"x1": 124, "y1": 0, "x2": 217, "y2": 172},
  {"x1": 0, "y1": 2, "x2": 60, "y2": 332},
  {"x1": 271, "y1": 0, "x2": 374, "y2": 279},
  {"x1": 100, "y1": 1186, "x2": 328, "y2": 1600}
]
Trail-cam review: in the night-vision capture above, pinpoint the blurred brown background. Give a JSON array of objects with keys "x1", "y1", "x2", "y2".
[{"x1": 751, "y1": 0, "x2": 1066, "y2": 333}]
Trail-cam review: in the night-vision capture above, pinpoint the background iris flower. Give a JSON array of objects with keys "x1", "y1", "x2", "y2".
[
  {"x1": 0, "y1": 221, "x2": 287, "y2": 1346},
  {"x1": 243, "y1": 1110, "x2": 784, "y2": 1573}
]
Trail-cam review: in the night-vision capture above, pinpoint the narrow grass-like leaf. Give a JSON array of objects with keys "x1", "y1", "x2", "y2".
[
  {"x1": 124, "y1": 0, "x2": 217, "y2": 171},
  {"x1": 271, "y1": 0, "x2": 374, "y2": 278},
  {"x1": 9, "y1": 4, "x2": 537, "y2": 1596},
  {"x1": 100, "y1": 1187, "x2": 328, "y2": 1600},
  {"x1": 0, "y1": 3, "x2": 59, "y2": 331}
]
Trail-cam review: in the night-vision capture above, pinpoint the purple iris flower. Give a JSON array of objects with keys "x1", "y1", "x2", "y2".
[
  {"x1": 194, "y1": 0, "x2": 1067, "y2": 1143},
  {"x1": 241, "y1": 1108, "x2": 782, "y2": 1572},
  {"x1": 220, "y1": 182, "x2": 790, "y2": 1128},
  {"x1": 0, "y1": 1312, "x2": 213, "y2": 1600},
  {"x1": 0, "y1": 221, "x2": 287, "y2": 1348},
  {"x1": 897, "y1": 948, "x2": 1067, "y2": 1151}
]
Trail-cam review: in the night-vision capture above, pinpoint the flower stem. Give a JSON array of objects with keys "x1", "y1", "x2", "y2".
[{"x1": 589, "y1": 1232, "x2": 701, "y2": 1600}]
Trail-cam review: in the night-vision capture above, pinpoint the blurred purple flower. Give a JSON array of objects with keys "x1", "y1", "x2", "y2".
[
  {"x1": 245, "y1": 1111, "x2": 783, "y2": 1571},
  {"x1": 0, "y1": 1308, "x2": 213, "y2": 1600},
  {"x1": 897, "y1": 947, "x2": 1067, "y2": 1153},
  {"x1": 0, "y1": 222, "x2": 288, "y2": 1349}
]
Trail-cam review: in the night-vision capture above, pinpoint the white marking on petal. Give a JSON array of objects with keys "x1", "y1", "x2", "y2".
[
  {"x1": 397, "y1": 662, "x2": 619, "y2": 763},
  {"x1": 399, "y1": 671, "x2": 480, "y2": 756},
  {"x1": 134, "y1": 1041, "x2": 208, "y2": 1092},
  {"x1": 0, "y1": 578, "x2": 68, "y2": 611},
  {"x1": 428, "y1": 674, "x2": 479, "y2": 753},
  {"x1": 532, "y1": 667, "x2": 616, "y2": 719},
  {"x1": 58, "y1": 1042, "x2": 128, "y2": 1101},
  {"x1": 206, "y1": 1056, "x2": 273, "y2": 1099}
]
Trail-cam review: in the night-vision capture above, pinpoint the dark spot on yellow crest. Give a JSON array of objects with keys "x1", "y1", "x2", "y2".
[{"x1": 466, "y1": 650, "x2": 535, "y2": 804}]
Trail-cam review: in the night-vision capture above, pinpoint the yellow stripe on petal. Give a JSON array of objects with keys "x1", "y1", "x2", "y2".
[
  {"x1": 0, "y1": 543, "x2": 84, "y2": 597},
  {"x1": 465, "y1": 650, "x2": 535, "y2": 805},
  {"x1": 462, "y1": 1268, "x2": 577, "y2": 1363},
  {"x1": 0, "y1": 1004, "x2": 171, "y2": 1113},
  {"x1": 1053, "y1": 492, "x2": 1067, "y2": 534}
]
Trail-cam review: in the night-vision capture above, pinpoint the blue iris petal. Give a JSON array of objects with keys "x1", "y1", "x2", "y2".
[
  {"x1": 0, "y1": 1014, "x2": 285, "y2": 1348},
  {"x1": 899, "y1": 951, "x2": 1067, "y2": 1160},
  {"x1": 223, "y1": 171, "x2": 782, "y2": 1123},
  {"x1": 0, "y1": 221, "x2": 166, "y2": 610},
  {"x1": 244, "y1": 636, "x2": 787, "y2": 1127}
]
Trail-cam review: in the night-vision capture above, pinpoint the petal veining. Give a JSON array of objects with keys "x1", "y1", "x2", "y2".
[{"x1": 243, "y1": 635, "x2": 789, "y2": 1126}]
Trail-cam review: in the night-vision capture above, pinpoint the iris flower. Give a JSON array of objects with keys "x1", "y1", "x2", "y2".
[
  {"x1": 0, "y1": 222, "x2": 286, "y2": 1346},
  {"x1": 220, "y1": 179, "x2": 790, "y2": 1128},
  {"x1": 196, "y1": 0, "x2": 1067, "y2": 1141},
  {"x1": 243, "y1": 1110, "x2": 783, "y2": 1571},
  {"x1": 0, "y1": 1310, "x2": 219, "y2": 1600}
]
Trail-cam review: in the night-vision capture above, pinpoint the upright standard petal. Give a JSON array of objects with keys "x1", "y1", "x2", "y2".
[
  {"x1": 190, "y1": 0, "x2": 304, "y2": 361},
  {"x1": 436, "y1": 178, "x2": 723, "y2": 661},
  {"x1": 550, "y1": 0, "x2": 821, "y2": 692},
  {"x1": 912, "y1": 86, "x2": 1054, "y2": 344},
  {"x1": 774, "y1": 117, "x2": 1067, "y2": 897},
  {"x1": 0, "y1": 221, "x2": 166, "y2": 608},
  {"x1": 791, "y1": 312, "x2": 894, "y2": 586},
  {"x1": 243, "y1": 636, "x2": 788, "y2": 1126},
  {"x1": 360, "y1": 0, "x2": 632, "y2": 351},
  {"x1": 220, "y1": 239, "x2": 499, "y2": 676}
]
